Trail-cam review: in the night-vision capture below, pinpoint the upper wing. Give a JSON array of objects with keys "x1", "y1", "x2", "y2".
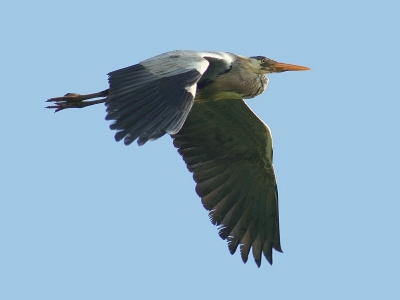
[
  {"x1": 172, "y1": 99, "x2": 282, "y2": 267},
  {"x1": 105, "y1": 50, "x2": 233, "y2": 146}
]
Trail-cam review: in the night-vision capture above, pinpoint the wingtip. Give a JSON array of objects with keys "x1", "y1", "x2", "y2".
[
  {"x1": 263, "y1": 243, "x2": 274, "y2": 265},
  {"x1": 227, "y1": 236, "x2": 239, "y2": 255}
]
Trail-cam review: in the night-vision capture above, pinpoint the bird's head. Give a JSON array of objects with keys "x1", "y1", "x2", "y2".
[{"x1": 249, "y1": 56, "x2": 310, "y2": 74}]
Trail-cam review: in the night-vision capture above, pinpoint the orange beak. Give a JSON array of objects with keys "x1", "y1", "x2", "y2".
[{"x1": 271, "y1": 61, "x2": 311, "y2": 73}]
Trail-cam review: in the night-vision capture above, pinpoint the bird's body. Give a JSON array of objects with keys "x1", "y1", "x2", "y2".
[{"x1": 47, "y1": 50, "x2": 309, "y2": 267}]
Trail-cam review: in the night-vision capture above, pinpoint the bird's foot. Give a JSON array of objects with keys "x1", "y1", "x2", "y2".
[{"x1": 46, "y1": 90, "x2": 109, "y2": 112}]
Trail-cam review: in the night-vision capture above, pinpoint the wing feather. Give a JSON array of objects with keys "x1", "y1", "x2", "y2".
[
  {"x1": 105, "y1": 51, "x2": 233, "y2": 146},
  {"x1": 172, "y1": 99, "x2": 281, "y2": 266}
]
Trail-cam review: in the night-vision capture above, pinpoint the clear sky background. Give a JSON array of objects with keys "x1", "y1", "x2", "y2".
[{"x1": 1, "y1": 1, "x2": 399, "y2": 299}]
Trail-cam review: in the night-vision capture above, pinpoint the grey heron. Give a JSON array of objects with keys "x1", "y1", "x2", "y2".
[{"x1": 46, "y1": 50, "x2": 310, "y2": 267}]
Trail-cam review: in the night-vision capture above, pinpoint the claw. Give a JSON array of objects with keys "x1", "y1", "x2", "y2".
[{"x1": 45, "y1": 104, "x2": 69, "y2": 112}]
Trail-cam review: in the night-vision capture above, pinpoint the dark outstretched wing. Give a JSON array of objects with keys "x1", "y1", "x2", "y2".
[
  {"x1": 105, "y1": 50, "x2": 233, "y2": 146},
  {"x1": 172, "y1": 99, "x2": 282, "y2": 267}
]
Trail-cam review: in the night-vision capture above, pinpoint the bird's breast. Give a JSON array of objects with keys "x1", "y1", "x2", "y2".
[
  {"x1": 195, "y1": 74, "x2": 268, "y2": 102},
  {"x1": 241, "y1": 75, "x2": 269, "y2": 99}
]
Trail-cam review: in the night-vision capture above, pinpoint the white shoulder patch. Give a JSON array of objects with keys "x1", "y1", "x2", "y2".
[
  {"x1": 185, "y1": 84, "x2": 197, "y2": 98},
  {"x1": 200, "y1": 51, "x2": 235, "y2": 65}
]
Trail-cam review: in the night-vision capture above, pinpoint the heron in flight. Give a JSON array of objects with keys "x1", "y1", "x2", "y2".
[{"x1": 47, "y1": 50, "x2": 310, "y2": 267}]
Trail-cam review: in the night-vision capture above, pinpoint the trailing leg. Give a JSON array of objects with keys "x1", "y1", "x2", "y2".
[{"x1": 46, "y1": 89, "x2": 109, "y2": 112}]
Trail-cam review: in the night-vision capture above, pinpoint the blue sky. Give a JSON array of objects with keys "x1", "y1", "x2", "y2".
[{"x1": 1, "y1": 1, "x2": 399, "y2": 299}]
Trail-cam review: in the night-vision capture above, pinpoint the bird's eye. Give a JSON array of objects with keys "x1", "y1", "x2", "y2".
[{"x1": 261, "y1": 58, "x2": 266, "y2": 63}]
